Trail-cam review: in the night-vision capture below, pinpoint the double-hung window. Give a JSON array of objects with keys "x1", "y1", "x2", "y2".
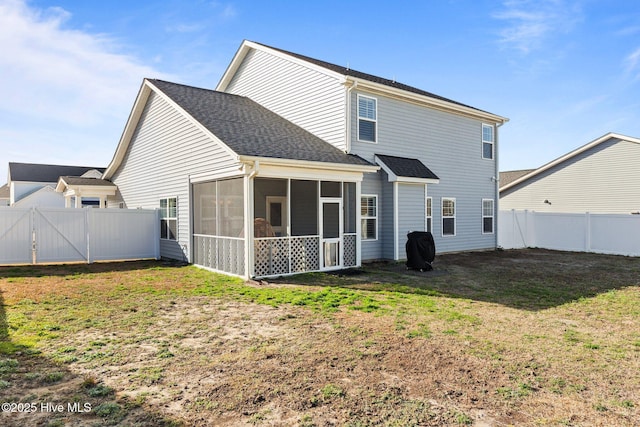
[
  {"x1": 442, "y1": 198, "x2": 456, "y2": 236},
  {"x1": 482, "y1": 124, "x2": 494, "y2": 159},
  {"x1": 360, "y1": 195, "x2": 377, "y2": 240},
  {"x1": 482, "y1": 199, "x2": 494, "y2": 234},
  {"x1": 358, "y1": 95, "x2": 377, "y2": 143},
  {"x1": 160, "y1": 197, "x2": 177, "y2": 240},
  {"x1": 425, "y1": 197, "x2": 433, "y2": 233}
]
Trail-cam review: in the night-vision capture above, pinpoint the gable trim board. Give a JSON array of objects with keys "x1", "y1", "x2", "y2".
[
  {"x1": 500, "y1": 132, "x2": 640, "y2": 193},
  {"x1": 218, "y1": 41, "x2": 509, "y2": 126}
]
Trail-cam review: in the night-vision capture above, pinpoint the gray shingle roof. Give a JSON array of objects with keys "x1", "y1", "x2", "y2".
[
  {"x1": 9, "y1": 163, "x2": 105, "y2": 183},
  {"x1": 149, "y1": 79, "x2": 373, "y2": 167},
  {"x1": 254, "y1": 41, "x2": 488, "y2": 114},
  {"x1": 375, "y1": 154, "x2": 439, "y2": 180},
  {"x1": 499, "y1": 169, "x2": 535, "y2": 188},
  {"x1": 59, "y1": 177, "x2": 116, "y2": 187}
]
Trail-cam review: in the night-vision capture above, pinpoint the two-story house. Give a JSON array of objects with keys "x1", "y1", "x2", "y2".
[{"x1": 103, "y1": 40, "x2": 508, "y2": 278}]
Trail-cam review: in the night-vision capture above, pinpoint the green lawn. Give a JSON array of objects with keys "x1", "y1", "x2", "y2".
[{"x1": 0, "y1": 249, "x2": 638, "y2": 426}]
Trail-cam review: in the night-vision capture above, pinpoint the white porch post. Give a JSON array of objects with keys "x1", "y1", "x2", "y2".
[
  {"x1": 99, "y1": 195, "x2": 106, "y2": 209},
  {"x1": 393, "y1": 181, "x2": 399, "y2": 261},
  {"x1": 243, "y1": 174, "x2": 253, "y2": 279},
  {"x1": 65, "y1": 195, "x2": 72, "y2": 208},
  {"x1": 355, "y1": 180, "x2": 362, "y2": 267},
  {"x1": 75, "y1": 192, "x2": 82, "y2": 208}
]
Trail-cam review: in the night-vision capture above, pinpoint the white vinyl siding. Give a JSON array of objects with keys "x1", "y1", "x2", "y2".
[
  {"x1": 482, "y1": 199, "x2": 494, "y2": 234},
  {"x1": 111, "y1": 91, "x2": 240, "y2": 261},
  {"x1": 350, "y1": 90, "x2": 499, "y2": 253},
  {"x1": 357, "y1": 95, "x2": 377, "y2": 143},
  {"x1": 225, "y1": 49, "x2": 347, "y2": 150},
  {"x1": 501, "y1": 137, "x2": 640, "y2": 214},
  {"x1": 442, "y1": 198, "x2": 456, "y2": 236},
  {"x1": 361, "y1": 195, "x2": 377, "y2": 240},
  {"x1": 482, "y1": 124, "x2": 494, "y2": 160}
]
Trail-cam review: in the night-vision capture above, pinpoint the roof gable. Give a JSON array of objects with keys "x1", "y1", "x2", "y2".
[
  {"x1": 218, "y1": 40, "x2": 508, "y2": 124},
  {"x1": 375, "y1": 154, "x2": 439, "y2": 183},
  {"x1": 149, "y1": 79, "x2": 373, "y2": 167},
  {"x1": 500, "y1": 133, "x2": 640, "y2": 192}
]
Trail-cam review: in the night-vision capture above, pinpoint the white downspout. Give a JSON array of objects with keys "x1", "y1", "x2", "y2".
[{"x1": 345, "y1": 80, "x2": 358, "y2": 153}]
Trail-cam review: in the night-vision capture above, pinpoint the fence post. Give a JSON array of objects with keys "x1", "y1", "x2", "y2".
[
  {"x1": 85, "y1": 208, "x2": 92, "y2": 264},
  {"x1": 31, "y1": 207, "x2": 36, "y2": 264},
  {"x1": 585, "y1": 212, "x2": 591, "y2": 253}
]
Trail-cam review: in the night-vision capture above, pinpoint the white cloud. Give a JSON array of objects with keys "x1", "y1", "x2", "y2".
[
  {"x1": 0, "y1": 0, "x2": 168, "y2": 126},
  {"x1": 625, "y1": 47, "x2": 640, "y2": 78},
  {"x1": 493, "y1": 0, "x2": 583, "y2": 54},
  {"x1": 0, "y1": 0, "x2": 171, "y2": 181}
]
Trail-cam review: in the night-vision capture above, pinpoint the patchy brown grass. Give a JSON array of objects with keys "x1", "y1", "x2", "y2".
[{"x1": 0, "y1": 249, "x2": 638, "y2": 426}]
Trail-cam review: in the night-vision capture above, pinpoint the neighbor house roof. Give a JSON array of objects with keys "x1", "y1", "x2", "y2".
[
  {"x1": 8, "y1": 163, "x2": 105, "y2": 183},
  {"x1": 499, "y1": 132, "x2": 640, "y2": 193},
  {"x1": 0, "y1": 184, "x2": 8, "y2": 199},
  {"x1": 149, "y1": 79, "x2": 374, "y2": 167},
  {"x1": 374, "y1": 154, "x2": 440, "y2": 184},
  {"x1": 499, "y1": 169, "x2": 535, "y2": 188},
  {"x1": 218, "y1": 40, "x2": 508, "y2": 124},
  {"x1": 57, "y1": 177, "x2": 117, "y2": 187}
]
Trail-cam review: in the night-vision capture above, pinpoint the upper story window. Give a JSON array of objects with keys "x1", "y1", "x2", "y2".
[
  {"x1": 160, "y1": 197, "x2": 177, "y2": 240},
  {"x1": 482, "y1": 124, "x2": 494, "y2": 159},
  {"x1": 358, "y1": 95, "x2": 377, "y2": 143}
]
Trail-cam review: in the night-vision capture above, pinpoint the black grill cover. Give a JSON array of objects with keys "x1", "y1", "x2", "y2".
[{"x1": 405, "y1": 231, "x2": 435, "y2": 271}]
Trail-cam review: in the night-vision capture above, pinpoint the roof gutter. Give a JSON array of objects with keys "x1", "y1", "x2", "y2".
[{"x1": 238, "y1": 155, "x2": 379, "y2": 173}]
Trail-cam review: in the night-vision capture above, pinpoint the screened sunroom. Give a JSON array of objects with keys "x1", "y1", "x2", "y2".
[{"x1": 191, "y1": 172, "x2": 364, "y2": 279}]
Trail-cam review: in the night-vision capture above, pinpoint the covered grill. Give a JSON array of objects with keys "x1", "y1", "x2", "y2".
[{"x1": 405, "y1": 231, "x2": 435, "y2": 271}]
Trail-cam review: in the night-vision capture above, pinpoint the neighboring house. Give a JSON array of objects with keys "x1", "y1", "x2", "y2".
[
  {"x1": 500, "y1": 132, "x2": 640, "y2": 214},
  {"x1": 0, "y1": 184, "x2": 9, "y2": 206},
  {"x1": 103, "y1": 40, "x2": 508, "y2": 279},
  {"x1": 6, "y1": 162, "x2": 109, "y2": 208}
]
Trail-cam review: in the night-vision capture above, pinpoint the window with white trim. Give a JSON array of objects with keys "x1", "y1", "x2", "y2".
[
  {"x1": 482, "y1": 199, "x2": 494, "y2": 234},
  {"x1": 360, "y1": 195, "x2": 377, "y2": 240},
  {"x1": 160, "y1": 197, "x2": 177, "y2": 240},
  {"x1": 442, "y1": 197, "x2": 456, "y2": 236},
  {"x1": 482, "y1": 124, "x2": 494, "y2": 159},
  {"x1": 358, "y1": 95, "x2": 377, "y2": 143},
  {"x1": 425, "y1": 197, "x2": 433, "y2": 233}
]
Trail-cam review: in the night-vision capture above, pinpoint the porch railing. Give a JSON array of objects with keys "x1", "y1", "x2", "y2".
[
  {"x1": 254, "y1": 233, "x2": 357, "y2": 277},
  {"x1": 194, "y1": 234, "x2": 245, "y2": 276}
]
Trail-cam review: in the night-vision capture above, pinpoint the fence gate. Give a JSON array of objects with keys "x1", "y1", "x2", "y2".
[
  {"x1": 34, "y1": 208, "x2": 88, "y2": 263},
  {"x1": 0, "y1": 208, "x2": 33, "y2": 264},
  {"x1": 0, "y1": 207, "x2": 160, "y2": 265}
]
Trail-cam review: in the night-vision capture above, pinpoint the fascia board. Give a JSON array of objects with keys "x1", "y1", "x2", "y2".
[
  {"x1": 217, "y1": 41, "x2": 346, "y2": 92},
  {"x1": 216, "y1": 40, "x2": 251, "y2": 91},
  {"x1": 103, "y1": 81, "x2": 152, "y2": 179},
  {"x1": 104, "y1": 79, "x2": 241, "y2": 180},
  {"x1": 238, "y1": 155, "x2": 379, "y2": 174},
  {"x1": 349, "y1": 77, "x2": 509, "y2": 124}
]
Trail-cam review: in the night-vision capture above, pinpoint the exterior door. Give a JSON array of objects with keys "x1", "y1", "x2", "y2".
[
  {"x1": 266, "y1": 196, "x2": 287, "y2": 237},
  {"x1": 320, "y1": 199, "x2": 342, "y2": 269}
]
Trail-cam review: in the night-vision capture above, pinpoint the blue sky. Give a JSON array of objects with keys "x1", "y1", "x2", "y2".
[{"x1": 1, "y1": 0, "x2": 639, "y2": 183}]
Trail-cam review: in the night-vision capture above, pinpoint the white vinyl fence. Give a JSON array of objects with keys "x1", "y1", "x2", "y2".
[
  {"x1": 499, "y1": 210, "x2": 640, "y2": 256},
  {"x1": 0, "y1": 207, "x2": 160, "y2": 265}
]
